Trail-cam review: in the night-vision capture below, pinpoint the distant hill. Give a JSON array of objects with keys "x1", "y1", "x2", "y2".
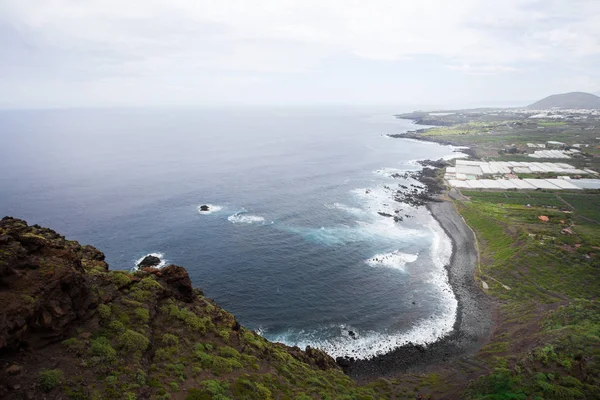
[{"x1": 527, "y1": 92, "x2": 600, "y2": 109}]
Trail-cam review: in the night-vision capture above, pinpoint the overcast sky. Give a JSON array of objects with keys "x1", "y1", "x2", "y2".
[{"x1": 1, "y1": 0, "x2": 599, "y2": 109}]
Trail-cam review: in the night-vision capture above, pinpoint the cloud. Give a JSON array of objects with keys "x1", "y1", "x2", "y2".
[
  {"x1": 1, "y1": 0, "x2": 599, "y2": 106},
  {"x1": 446, "y1": 64, "x2": 519, "y2": 76}
]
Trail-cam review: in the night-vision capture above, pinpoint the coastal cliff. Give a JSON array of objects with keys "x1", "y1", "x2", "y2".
[{"x1": 0, "y1": 216, "x2": 381, "y2": 399}]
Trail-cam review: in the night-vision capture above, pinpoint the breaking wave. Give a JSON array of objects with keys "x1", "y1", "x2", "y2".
[
  {"x1": 365, "y1": 251, "x2": 418, "y2": 271},
  {"x1": 228, "y1": 212, "x2": 266, "y2": 224},
  {"x1": 269, "y1": 144, "x2": 458, "y2": 359}
]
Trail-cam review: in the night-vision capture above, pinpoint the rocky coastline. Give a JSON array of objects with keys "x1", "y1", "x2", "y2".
[
  {"x1": 338, "y1": 197, "x2": 493, "y2": 380},
  {"x1": 0, "y1": 151, "x2": 492, "y2": 395},
  {"x1": 336, "y1": 157, "x2": 493, "y2": 381}
]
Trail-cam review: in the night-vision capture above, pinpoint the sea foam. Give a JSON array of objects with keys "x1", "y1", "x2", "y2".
[
  {"x1": 228, "y1": 212, "x2": 266, "y2": 224},
  {"x1": 269, "y1": 153, "x2": 458, "y2": 359},
  {"x1": 365, "y1": 251, "x2": 418, "y2": 271},
  {"x1": 197, "y1": 204, "x2": 224, "y2": 215}
]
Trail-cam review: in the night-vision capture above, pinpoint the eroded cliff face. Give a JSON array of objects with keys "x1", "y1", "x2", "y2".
[
  {"x1": 0, "y1": 217, "x2": 371, "y2": 400},
  {"x1": 0, "y1": 217, "x2": 105, "y2": 351}
]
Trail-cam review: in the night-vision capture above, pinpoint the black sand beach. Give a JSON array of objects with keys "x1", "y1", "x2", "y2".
[{"x1": 339, "y1": 199, "x2": 494, "y2": 380}]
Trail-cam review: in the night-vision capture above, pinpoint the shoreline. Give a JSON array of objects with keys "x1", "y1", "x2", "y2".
[
  {"x1": 387, "y1": 132, "x2": 479, "y2": 159},
  {"x1": 338, "y1": 198, "x2": 494, "y2": 381}
]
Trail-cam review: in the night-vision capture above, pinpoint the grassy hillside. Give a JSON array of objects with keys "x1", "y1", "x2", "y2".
[{"x1": 456, "y1": 190, "x2": 600, "y2": 399}]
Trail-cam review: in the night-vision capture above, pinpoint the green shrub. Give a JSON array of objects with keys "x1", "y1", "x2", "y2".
[
  {"x1": 167, "y1": 363, "x2": 186, "y2": 380},
  {"x1": 231, "y1": 376, "x2": 272, "y2": 399},
  {"x1": 161, "y1": 333, "x2": 179, "y2": 347},
  {"x1": 139, "y1": 276, "x2": 163, "y2": 291},
  {"x1": 194, "y1": 343, "x2": 206, "y2": 352},
  {"x1": 218, "y1": 346, "x2": 240, "y2": 359},
  {"x1": 90, "y1": 336, "x2": 117, "y2": 362},
  {"x1": 129, "y1": 288, "x2": 153, "y2": 302},
  {"x1": 97, "y1": 304, "x2": 111, "y2": 320},
  {"x1": 202, "y1": 380, "x2": 229, "y2": 395},
  {"x1": 122, "y1": 298, "x2": 144, "y2": 308},
  {"x1": 62, "y1": 337, "x2": 83, "y2": 353},
  {"x1": 110, "y1": 271, "x2": 131, "y2": 288},
  {"x1": 134, "y1": 369, "x2": 146, "y2": 385},
  {"x1": 168, "y1": 305, "x2": 210, "y2": 333},
  {"x1": 39, "y1": 369, "x2": 63, "y2": 392},
  {"x1": 117, "y1": 310, "x2": 131, "y2": 326},
  {"x1": 148, "y1": 377, "x2": 163, "y2": 388},
  {"x1": 154, "y1": 347, "x2": 177, "y2": 362},
  {"x1": 108, "y1": 320, "x2": 126, "y2": 334},
  {"x1": 135, "y1": 307, "x2": 150, "y2": 323},
  {"x1": 104, "y1": 375, "x2": 118, "y2": 386},
  {"x1": 185, "y1": 389, "x2": 209, "y2": 400},
  {"x1": 217, "y1": 328, "x2": 230, "y2": 341},
  {"x1": 191, "y1": 365, "x2": 202, "y2": 375},
  {"x1": 194, "y1": 351, "x2": 214, "y2": 368},
  {"x1": 243, "y1": 331, "x2": 265, "y2": 351},
  {"x1": 211, "y1": 356, "x2": 243, "y2": 376},
  {"x1": 534, "y1": 345, "x2": 557, "y2": 365},
  {"x1": 467, "y1": 368, "x2": 526, "y2": 399},
  {"x1": 118, "y1": 329, "x2": 149, "y2": 353}
]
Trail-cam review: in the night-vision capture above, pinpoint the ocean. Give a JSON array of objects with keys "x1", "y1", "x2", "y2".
[{"x1": 0, "y1": 106, "x2": 463, "y2": 359}]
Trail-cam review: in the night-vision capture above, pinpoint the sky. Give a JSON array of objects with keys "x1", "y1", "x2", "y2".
[{"x1": 1, "y1": 0, "x2": 599, "y2": 109}]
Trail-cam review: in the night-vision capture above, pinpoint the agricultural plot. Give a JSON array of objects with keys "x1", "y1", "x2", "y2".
[
  {"x1": 558, "y1": 193, "x2": 600, "y2": 225},
  {"x1": 462, "y1": 191, "x2": 567, "y2": 208},
  {"x1": 456, "y1": 191, "x2": 600, "y2": 399}
]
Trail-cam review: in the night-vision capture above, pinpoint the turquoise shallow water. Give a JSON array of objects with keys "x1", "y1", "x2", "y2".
[{"x1": 0, "y1": 107, "x2": 461, "y2": 359}]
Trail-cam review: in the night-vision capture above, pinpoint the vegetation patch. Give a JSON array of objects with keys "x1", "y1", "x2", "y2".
[
  {"x1": 117, "y1": 329, "x2": 150, "y2": 353},
  {"x1": 38, "y1": 369, "x2": 64, "y2": 392}
]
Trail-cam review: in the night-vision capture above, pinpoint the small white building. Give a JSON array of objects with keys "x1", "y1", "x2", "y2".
[{"x1": 547, "y1": 141, "x2": 566, "y2": 148}]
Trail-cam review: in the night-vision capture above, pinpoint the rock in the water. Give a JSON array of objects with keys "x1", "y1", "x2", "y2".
[
  {"x1": 199, "y1": 205, "x2": 210, "y2": 212},
  {"x1": 137, "y1": 255, "x2": 161, "y2": 268}
]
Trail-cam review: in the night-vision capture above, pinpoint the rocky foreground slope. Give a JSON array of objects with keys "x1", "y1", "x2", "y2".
[{"x1": 0, "y1": 217, "x2": 391, "y2": 399}]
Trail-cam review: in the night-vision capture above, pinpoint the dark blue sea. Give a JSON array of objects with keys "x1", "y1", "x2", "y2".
[{"x1": 0, "y1": 107, "x2": 463, "y2": 359}]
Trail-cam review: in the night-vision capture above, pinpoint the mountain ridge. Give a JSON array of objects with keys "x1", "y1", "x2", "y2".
[{"x1": 527, "y1": 91, "x2": 600, "y2": 109}]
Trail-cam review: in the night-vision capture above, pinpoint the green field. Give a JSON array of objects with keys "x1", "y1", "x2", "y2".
[
  {"x1": 462, "y1": 190, "x2": 564, "y2": 208},
  {"x1": 462, "y1": 191, "x2": 600, "y2": 226},
  {"x1": 537, "y1": 121, "x2": 567, "y2": 127},
  {"x1": 455, "y1": 190, "x2": 600, "y2": 399}
]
